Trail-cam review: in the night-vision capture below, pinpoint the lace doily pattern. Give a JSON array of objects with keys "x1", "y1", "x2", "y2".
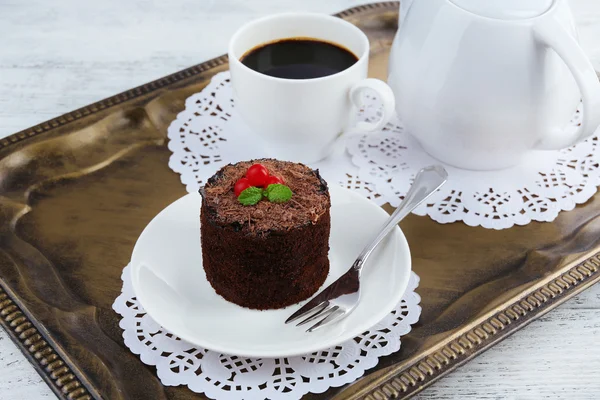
[
  {"x1": 346, "y1": 97, "x2": 599, "y2": 228},
  {"x1": 167, "y1": 71, "x2": 600, "y2": 229},
  {"x1": 113, "y1": 266, "x2": 421, "y2": 400}
]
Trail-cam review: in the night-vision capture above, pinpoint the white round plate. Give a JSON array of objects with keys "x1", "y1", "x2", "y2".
[{"x1": 130, "y1": 185, "x2": 411, "y2": 358}]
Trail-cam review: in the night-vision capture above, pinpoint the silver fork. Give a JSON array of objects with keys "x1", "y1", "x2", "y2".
[{"x1": 285, "y1": 165, "x2": 448, "y2": 332}]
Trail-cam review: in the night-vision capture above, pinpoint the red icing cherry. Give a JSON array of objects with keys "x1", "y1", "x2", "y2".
[
  {"x1": 234, "y1": 177, "x2": 251, "y2": 197},
  {"x1": 265, "y1": 175, "x2": 284, "y2": 186},
  {"x1": 246, "y1": 164, "x2": 269, "y2": 187}
]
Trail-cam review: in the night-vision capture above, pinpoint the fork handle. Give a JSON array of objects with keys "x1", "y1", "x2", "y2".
[{"x1": 352, "y1": 165, "x2": 448, "y2": 273}]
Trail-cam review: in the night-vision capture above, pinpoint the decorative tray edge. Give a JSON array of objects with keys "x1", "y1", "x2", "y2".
[
  {"x1": 342, "y1": 252, "x2": 600, "y2": 399},
  {"x1": 0, "y1": 281, "x2": 97, "y2": 400}
]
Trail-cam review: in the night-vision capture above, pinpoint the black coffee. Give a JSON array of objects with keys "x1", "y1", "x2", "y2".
[{"x1": 240, "y1": 38, "x2": 358, "y2": 79}]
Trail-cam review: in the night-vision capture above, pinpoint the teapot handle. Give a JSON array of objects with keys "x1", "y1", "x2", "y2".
[{"x1": 533, "y1": 16, "x2": 600, "y2": 150}]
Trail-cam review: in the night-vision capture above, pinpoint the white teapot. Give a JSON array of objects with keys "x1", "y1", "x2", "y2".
[{"x1": 388, "y1": 0, "x2": 600, "y2": 170}]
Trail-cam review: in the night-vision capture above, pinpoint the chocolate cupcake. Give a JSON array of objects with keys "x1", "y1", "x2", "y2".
[{"x1": 200, "y1": 159, "x2": 330, "y2": 310}]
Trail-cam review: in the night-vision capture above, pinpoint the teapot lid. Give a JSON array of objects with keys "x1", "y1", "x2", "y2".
[{"x1": 449, "y1": 0, "x2": 553, "y2": 20}]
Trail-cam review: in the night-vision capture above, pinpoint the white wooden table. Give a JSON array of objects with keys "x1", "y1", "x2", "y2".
[{"x1": 1, "y1": 0, "x2": 599, "y2": 399}]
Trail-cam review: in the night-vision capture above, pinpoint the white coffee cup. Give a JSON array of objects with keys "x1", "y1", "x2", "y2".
[{"x1": 228, "y1": 13, "x2": 395, "y2": 163}]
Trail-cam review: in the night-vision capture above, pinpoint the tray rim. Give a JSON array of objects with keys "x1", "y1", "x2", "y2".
[
  {"x1": 339, "y1": 251, "x2": 600, "y2": 399},
  {"x1": 0, "y1": 2, "x2": 599, "y2": 399}
]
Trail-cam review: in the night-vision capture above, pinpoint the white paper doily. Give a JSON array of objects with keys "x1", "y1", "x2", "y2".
[
  {"x1": 113, "y1": 265, "x2": 421, "y2": 399},
  {"x1": 167, "y1": 71, "x2": 600, "y2": 229}
]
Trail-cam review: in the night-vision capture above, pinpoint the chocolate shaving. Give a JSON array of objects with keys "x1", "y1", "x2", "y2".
[{"x1": 201, "y1": 159, "x2": 330, "y2": 234}]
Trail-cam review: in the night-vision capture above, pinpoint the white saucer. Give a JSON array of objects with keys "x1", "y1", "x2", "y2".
[{"x1": 130, "y1": 185, "x2": 411, "y2": 358}]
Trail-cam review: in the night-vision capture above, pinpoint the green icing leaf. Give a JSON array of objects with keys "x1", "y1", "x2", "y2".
[
  {"x1": 238, "y1": 186, "x2": 264, "y2": 206},
  {"x1": 265, "y1": 184, "x2": 293, "y2": 203}
]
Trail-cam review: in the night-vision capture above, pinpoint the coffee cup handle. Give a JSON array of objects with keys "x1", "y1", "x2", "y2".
[
  {"x1": 348, "y1": 78, "x2": 396, "y2": 133},
  {"x1": 533, "y1": 17, "x2": 600, "y2": 150}
]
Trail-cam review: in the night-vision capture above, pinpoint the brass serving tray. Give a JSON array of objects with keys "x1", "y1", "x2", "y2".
[{"x1": 0, "y1": 2, "x2": 599, "y2": 399}]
